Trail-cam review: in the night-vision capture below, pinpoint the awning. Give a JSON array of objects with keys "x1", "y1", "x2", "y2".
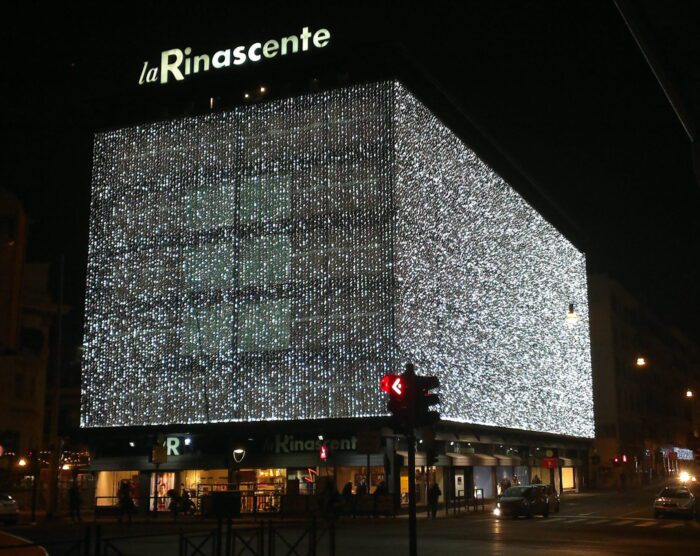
[
  {"x1": 494, "y1": 454, "x2": 522, "y2": 466},
  {"x1": 446, "y1": 452, "x2": 497, "y2": 466},
  {"x1": 559, "y1": 457, "x2": 575, "y2": 467},
  {"x1": 397, "y1": 451, "x2": 427, "y2": 466}
]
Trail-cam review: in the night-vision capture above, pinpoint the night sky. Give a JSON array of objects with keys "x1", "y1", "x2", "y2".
[{"x1": 5, "y1": 1, "x2": 700, "y2": 349}]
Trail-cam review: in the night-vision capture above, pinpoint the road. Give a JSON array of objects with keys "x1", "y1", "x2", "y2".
[{"x1": 2, "y1": 484, "x2": 698, "y2": 555}]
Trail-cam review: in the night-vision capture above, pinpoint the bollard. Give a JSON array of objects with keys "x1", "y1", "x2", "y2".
[
  {"x1": 268, "y1": 519, "x2": 275, "y2": 554},
  {"x1": 309, "y1": 516, "x2": 317, "y2": 556},
  {"x1": 83, "y1": 524, "x2": 92, "y2": 556},
  {"x1": 215, "y1": 518, "x2": 223, "y2": 556},
  {"x1": 225, "y1": 518, "x2": 232, "y2": 556},
  {"x1": 94, "y1": 524, "x2": 101, "y2": 556},
  {"x1": 329, "y1": 516, "x2": 336, "y2": 556}
]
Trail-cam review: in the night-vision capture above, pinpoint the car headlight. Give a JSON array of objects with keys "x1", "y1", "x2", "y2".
[{"x1": 497, "y1": 502, "x2": 500, "y2": 508}]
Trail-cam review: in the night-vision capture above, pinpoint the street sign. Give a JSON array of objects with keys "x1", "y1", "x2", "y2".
[{"x1": 542, "y1": 457, "x2": 558, "y2": 469}]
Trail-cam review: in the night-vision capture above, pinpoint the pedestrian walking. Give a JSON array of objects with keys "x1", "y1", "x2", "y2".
[
  {"x1": 427, "y1": 482, "x2": 441, "y2": 519},
  {"x1": 68, "y1": 481, "x2": 81, "y2": 522},
  {"x1": 118, "y1": 480, "x2": 134, "y2": 523}
]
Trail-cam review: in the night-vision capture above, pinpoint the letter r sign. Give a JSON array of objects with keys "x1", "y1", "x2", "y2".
[{"x1": 166, "y1": 437, "x2": 181, "y2": 456}]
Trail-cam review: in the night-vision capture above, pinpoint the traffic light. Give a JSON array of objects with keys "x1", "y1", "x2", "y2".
[
  {"x1": 421, "y1": 429, "x2": 439, "y2": 466},
  {"x1": 414, "y1": 375, "x2": 440, "y2": 427},
  {"x1": 380, "y1": 374, "x2": 406, "y2": 398},
  {"x1": 426, "y1": 450, "x2": 439, "y2": 466},
  {"x1": 380, "y1": 363, "x2": 441, "y2": 428},
  {"x1": 622, "y1": 454, "x2": 628, "y2": 464},
  {"x1": 613, "y1": 456, "x2": 620, "y2": 466}
]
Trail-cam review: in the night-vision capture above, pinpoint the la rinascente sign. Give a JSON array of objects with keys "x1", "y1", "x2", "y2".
[{"x1": 139, "y1": 26, "x2": 331, "y2": 85}]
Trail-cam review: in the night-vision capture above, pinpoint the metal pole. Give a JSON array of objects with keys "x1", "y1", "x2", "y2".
[
  {"x1": 47, "y1": 253, "x2": 65, "y2": 518},
  {"x1": 153, "y1": 464, "x2": 159, "y2": 518},
  {"x1": 30, "y1": 454, "x2": 38, "y2": 524},
  {"x1": 367, "y1": 453, "x2": 371, "y2": 493},
  {"x1": 407, "y1": 432, "x2": 417, "y2": 556}
]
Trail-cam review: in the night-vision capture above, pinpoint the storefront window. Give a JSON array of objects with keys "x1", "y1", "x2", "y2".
[
  {"x1": 95, "y1": 471, "x2": 139, "y2": 507},
  {"x1": 561, "y1": 467, "x2": 575, "y2": 490},
  {"x1": 473, "y1": 466, "x2": 494, "y2": 499}
]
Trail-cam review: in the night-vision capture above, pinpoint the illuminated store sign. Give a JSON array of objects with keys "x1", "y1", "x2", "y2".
[
  {"x1": 138, "y1": 26, "x2": 331, "y2": 85},
  {"x1": 670, "y1": 447, "x2": 694, "y2": 461},
  {"x1": 269, "y1": 435, "x2": 357, "y2": 454}
]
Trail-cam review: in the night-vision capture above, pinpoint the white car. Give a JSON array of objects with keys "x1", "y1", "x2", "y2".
[
  {"x1": 0, "y1": 493, "x2": 19, "y2": 525},
  {"x1": 653, "y1": 486, "x2": 695, "y2": 518}
]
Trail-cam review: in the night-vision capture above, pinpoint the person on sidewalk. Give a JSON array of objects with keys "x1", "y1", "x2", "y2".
[
  {"x1": 117, "y1": 480, "x2": 134, "y2": 524},
  {"x1": 68, "y1": 481, "x2": 81, "y2": 522},
  {"x1": 427, "y1": 482, "x2": 442, "y2": 519}
]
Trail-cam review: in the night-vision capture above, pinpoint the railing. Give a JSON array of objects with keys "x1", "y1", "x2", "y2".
[
  {"x1": 280, "y1": 494, "x2": 394, "y2": 517},
  {"x1": 450, "y1": 488, "x2": 485, "y2": 514},
  {"x1": 88, "y1": 518, "x2": 334, "y2": 556},
  {"x1": 0, "y1": 527, "x2": 89, "y2": 556}
]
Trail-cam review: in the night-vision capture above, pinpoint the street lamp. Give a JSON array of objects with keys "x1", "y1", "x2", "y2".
[
  {"x1": 18, "y1": 457, "x2": 27, "y2": 467},
  {"x1": 635, "y1": 356, "x2": 647, "y2": 368},
  {"x1": 686, "y1": 389, "x2": 694, "y2": 399}
]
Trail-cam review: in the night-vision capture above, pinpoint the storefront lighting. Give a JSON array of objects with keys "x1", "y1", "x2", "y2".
[
  {"x1": 184, "y1": 437, "x2": 192, "y2": 446},
  {"x1": 128, "y1": 441, "x2": 135, "y2": 448},
  {"x1": 233, "y1": 448, "x2": 246, "y2": 463},
  {"x1": 259, "y1": 86, "x2": 266, "y2": 94},
  {"x1": 686, "y1": 389, "x2": 694, "y2": 398},
  {"x1": 62, "y1": 464, "x2": 70, "y2": 471},
  {"x1": 243, "y1": 92, "x2": 250, "y2": 100},
  {"x1": 635, "y1": 356, "x2": 647, "y2": 367},
  {"x1": 18, "y1": 458, "x2": 27, "y2": 467},
  {"x1": 317, "y1": 435, "x2": 323, "y2": 441}
]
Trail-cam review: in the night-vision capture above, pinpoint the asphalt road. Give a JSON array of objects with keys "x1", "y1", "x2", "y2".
[{"x1": 2, "y1": 484, "x2": 698, "y2": 555}]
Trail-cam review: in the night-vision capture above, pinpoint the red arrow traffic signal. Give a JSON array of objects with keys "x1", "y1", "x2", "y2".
[{"x1": 380, "y1": 374, "x2": 405, "y2": 398}]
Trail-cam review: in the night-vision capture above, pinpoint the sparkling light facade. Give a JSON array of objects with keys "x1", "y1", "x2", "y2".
[{"x1": 82, "y1": 81, "x2": 593, "y2": 437}]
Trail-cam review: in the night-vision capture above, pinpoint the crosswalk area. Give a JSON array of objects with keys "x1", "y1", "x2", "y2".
[{"x1": 484, "y1": 514, "x2": 700, "y2": 530}]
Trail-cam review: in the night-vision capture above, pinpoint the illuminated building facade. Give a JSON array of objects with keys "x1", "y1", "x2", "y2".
[
  {"x1": 82, "y1": 81, "x2": 593, "y2": 508},
  {"x1": 83, "y1": 81, "x2": 592, "y2": 436}
]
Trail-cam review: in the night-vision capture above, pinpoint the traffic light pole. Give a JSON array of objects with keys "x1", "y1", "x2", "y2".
[{"x1": 407, "y1": 430, "x2": 417, "y2": 556}]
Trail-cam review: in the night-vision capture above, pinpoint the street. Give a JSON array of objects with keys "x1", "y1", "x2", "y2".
[{"x1": 3, "y1": 485, "x2": 699, "y2": 555}]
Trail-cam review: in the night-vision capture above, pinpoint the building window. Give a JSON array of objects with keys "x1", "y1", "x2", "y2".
[
  {"x1": 238, "y1": 299, "x2": 291, "y2": 352},
  {"x1": 184, "y1": 242, "x2": 237, "y2": 292},
  {"x1": 240, "y1": 175, "x2": 290, "y2": 224},
  {"x1": 239, "y1": 235, "x2": 290, "y2": 288},
  {"x1": 181, "y1": 304, "x2": 235, "y2": 356},
  {"x1": 185, "y1": 182, "x2": 236, "y2": 231}
]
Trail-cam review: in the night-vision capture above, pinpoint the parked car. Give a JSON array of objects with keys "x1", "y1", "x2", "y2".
[
  {"x1": 653, "y1": 486, "x2": 696, "y2": 518},
  {"x1": 494, "y1": 484, "x2": 559, "y2": 518},
  {"x1": 0, "y1": 493, "x2": 19, "y2": 525}
]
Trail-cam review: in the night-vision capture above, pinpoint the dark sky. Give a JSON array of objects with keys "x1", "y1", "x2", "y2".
[{"x1": 5, "y1": 1, "x2": 700, "y2": 347}]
